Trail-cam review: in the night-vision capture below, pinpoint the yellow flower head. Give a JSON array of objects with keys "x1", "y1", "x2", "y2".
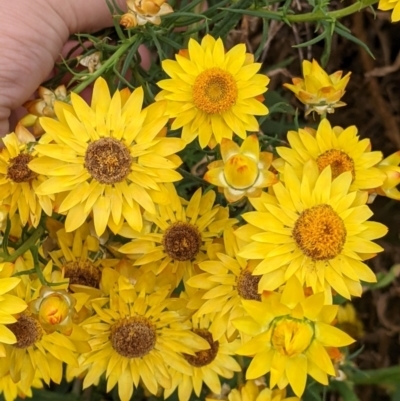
[
  {"x1": 378, "y1": 0, "x2": 400, "y2": 21},
  {"x1": 234, "y1": 276, "x2": 354, "y2": 397},
  {"x1": 0, "y1": 372, "x2": 42, "y2": 401},
  {"x1": 29, "y1": 77, "x2": 185, "y2": 236},
  {"x1": 119, "y1": 185, "x2": 237, "y2": 287},
  {"x1": 372, "y1": 151, "x2": 400, "y2": 200},
  {"x1": 21, "y1": 85, "x2": 67, "y2": 136},
  {"x1": 274, "y1": 119, "x2": 385, "y2": 192},
  {"x1": 284, "y1": 59, "x2": 351, "y2": 116},
  {"x1": 165, "y1": 314, "x2": 241, "y2": 401},
  {"x1": 0, "y1": 125, "x2": 54, "y2": 227},
  {"x1": 3, "y1": 277, "x2": 89, "y2": 392},
  {"x1": 156, "y1": 34, "x2": 269, "y2": 148},
  {"x1": 80, "y1": 275, "x2": 209, "y2": 401},
  {"x1": 207, "y1": 380, "x2": 299, "y2": 401},
  {"x1": 336, "y1": 302, "x2": 364, "y2": 340},
  {"x1": 204, "y1": 135, "x2": 277, "y2": 202},
  {"x1": 236, "y1": 161, "x2": 387, "y2": 302},
  {"x1": 187, "y1": 227, "x2": 262, "y2": 340},
  {"x1": 125, "y1": 0, "x2": 173, "y2": 26},
  {"x1": 30, "y1": 287, "x2": 76, "y2": 335},
  {"x1": 0, "y1": 263, "x2": 27, "y2": 354},
  {"x1": 49, "y1": 222, "x2": 119, "y2": 297}
]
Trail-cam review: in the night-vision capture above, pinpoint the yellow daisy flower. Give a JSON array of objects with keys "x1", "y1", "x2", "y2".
[
  {"x1": 80, "y1": 275, "x2": 209, "y2": 401},
  {"x1": 49, "y1": 222, "x2": 119, "y2": 296},
  {"x1": 373, "y1": 151, "x2": 400, "y2": 200},
  {"x1": 187, "y1": 227, "x2": 261, "y2": 340},
  {"x1": 119, "y1": 186, "x2": 237, "y2": 287},
  {"x1": 3, "y1": 277, "x2": 89, "y2": 392},
  {"x1": 207, "y1": 381, "x2": 299, "y2": 401},
  {"x1": 378, "y1": 0, "x2": 400, "y2": 21},
  {"x1": 274, "y1": 119, "x2": 385, "y2": 192},
  {"x1": 204, "y1": 135, "x2": 277, "y2": 202},
  {"x1": 29, "y1": 77, "x2": 185, "y2": 236},
  {"x1": 156, "y1": 34, "x2": 269, "y2": 148},
  {"x1": 0, "y1": 373, "x2": 42, "y2": 401},
  {"x1": 234, "y1": 276, "x2": 354, "y2": 397},
  {"x1": 336, "y1": 303, "x2": 364, "y2": 340},
  {"x1": 0, "y1": 125, "x2": 53, "y2": 227},
  {"x1": 237, "y1": 161, "x2": 387, "y2": 302},
  {"x1": 0, "y1": 263, "x2": 27, "y2": 355},
  {"x1": 283, "y1": 59, "x2": 350, "y2": 116},
  {"x1": 165, "y1": 314, "x2": 241, "y2": 401}
]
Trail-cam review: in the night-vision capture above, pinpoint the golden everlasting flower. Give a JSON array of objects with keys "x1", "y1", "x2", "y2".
[
  {"x1": 120, "y1": 11, "x2": 138, "y2": 28},
  {"x1": 0, "y1": 125, "x2": 53, "y2": 227},
  {"x1": 283, "y1": 59, "x2": 351, "y2": 116},
  {"x1": 125, "y1": 0, "x2": 173, "y2": 26},
  {"x1": 165, "y1": 314, "x2": 241, "y2": 401},
  {"x1": 49, "y1": 222, "x2": 119, "y2": 297},
  {"x1": 336, "y1": 303, "x2": 364, "y2": 340},
  {"x1": 119, "y1": 186, "x2": 236, "y2": 287},
  {"x1": 30, "y1": 287, "x2": 77, "y2": 335},
  {"x1": 237, "y1": 161, "x2": 387, "y2": 302},
  {"x1": 234, "y1": 276, "x2": 354, "y2": 397},
  {"x1": 81, "y1": 275, "x2": 209, "y2": 401},
  {"x1": 0, "y1": 263, "x2": 27, "y2": 355},
  {"x1": 21, "y1": 85, "x2": 67, "y2": 136},
  {"x1": 187, "y1": 227, "x2": 261, "y2": 340},
  {"x1": 156, "y1": 34, "x2": 269, "y2": 148},
  {"x1": 29, "y1": 77, "x2": 185, "y2": 236},
  {"x1": 0, "y1": 373, "x2": 42, "y2": 401},
  {"x1": 204, "y1": 135, "x2": 277, "y2": 202},
  {"x1": 373, "y1": 151, "x2": 400, "y2": 200},
  {"x1": 378, "y1": 0, "x2": 400, "y2": 21},
  {"x1": 3, "y1": 278, "x2": 90, "y2": 392},
  {"x1": 207, "y1": 381, "x2": 299, "y2": 401},
  {"x1": 274, "y1": 119, "x2": 385, "y2": 192}
]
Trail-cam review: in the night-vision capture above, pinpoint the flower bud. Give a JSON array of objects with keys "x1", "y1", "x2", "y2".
[{"x1": 30, "y1": 287, "x2": 76, "y2": 335}]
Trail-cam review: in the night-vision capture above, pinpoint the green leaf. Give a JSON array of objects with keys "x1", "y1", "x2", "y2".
[
  {"x1": 293, "y1": 30, "x2": 326, "y2": 48},
  {"x1": 330, "y1": 380, "x2": 360, "y2": 401},
  {"x1": 365, "y1": 264, "x2": 400, "y2": 290},
  {"x1": 351, "y1": 366, "x2": 400, "y2": 386},
  {"x1": 334, "y1": 26, "x2": 375, "y2": 59}
]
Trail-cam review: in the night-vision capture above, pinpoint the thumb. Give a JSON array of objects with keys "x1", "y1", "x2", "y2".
[
  {"x1": 0, "y1": 0, "x2": 128, "y2": 138},
  {"x1": 62, "y1": 0, "x2": 127, "y2": 34}
]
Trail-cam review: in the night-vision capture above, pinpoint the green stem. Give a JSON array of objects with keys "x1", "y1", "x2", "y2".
[
  {"x1": 13, "y1": 268, "x2": 37, "y2": 277},
  {"x1": 178, "y1": 168, "x2": 210, "y2": 186},
  {"x1": 223, "y1": 0, "x2": 379, "y2": 23},
  {"x1": 2, "y1": 217, "x2": 11, "y2": 256},
  {"x1": 72, "y1": 34, "x2": 138, "y2": 95},
  {"x1": 2, "y1": 226, "x2": 44, "y2": 263}
]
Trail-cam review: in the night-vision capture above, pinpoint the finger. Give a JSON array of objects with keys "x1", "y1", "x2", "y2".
[{"x1": 61, "y1": 0, "x2": 127, "y2": 34}]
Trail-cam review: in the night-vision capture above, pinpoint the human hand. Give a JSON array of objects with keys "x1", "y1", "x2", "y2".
[{"x1": 0, "y1": 0, "x2": 126, "y2": 137}]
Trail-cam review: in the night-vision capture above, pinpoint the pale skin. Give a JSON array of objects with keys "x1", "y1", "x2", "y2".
[{"x1": 0, "y1": 0, "x2": 127, "y2": 137}]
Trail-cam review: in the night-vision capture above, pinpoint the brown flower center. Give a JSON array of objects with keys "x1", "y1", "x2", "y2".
[
  {"x1": 8, "y1": 313, "x2": 43, "y2": 349},
  {"x1": 7, "y1": 154, "x2": 37, "y2": 183},
  {"x1": 85, "y1": 137, "x2": 131, "y2": 184},
  {"x1": 183, "y1": 329, "x2": 219, "y2": 367},
  {"x1": 63, "y1": 261, "x2": 101, "y2": 290},
  {"x1": 192, "y1": 68, "x2": 238, "y2": 114},
  {"x1": 110, "y1": 316, "x2": 156, "y2": 358},
  {"x1": 292, "y1": 204, "x2": 346, "y2": 261},
  {"x1": 162, "y1": 222, "x2": 202, "y2": 261},
  {"x1": 236, "y1": 269, "x2": 261, "y2": 301},
  {"x1": 316, "y1": 149, "x2": 355, "y2": 180}
]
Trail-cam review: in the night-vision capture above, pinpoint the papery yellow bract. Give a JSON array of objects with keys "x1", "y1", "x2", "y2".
[{"x1": 284, "y1": 59, "x2": 351, "y2": 116}]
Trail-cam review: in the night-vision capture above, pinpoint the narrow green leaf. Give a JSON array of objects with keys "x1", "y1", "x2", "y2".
[
  {"x1": 334, "y1": 26, "x2": 375, "y2": 59},
  {"x1": 293, "y1": 30, "x2": 326, "y2": 48}
]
